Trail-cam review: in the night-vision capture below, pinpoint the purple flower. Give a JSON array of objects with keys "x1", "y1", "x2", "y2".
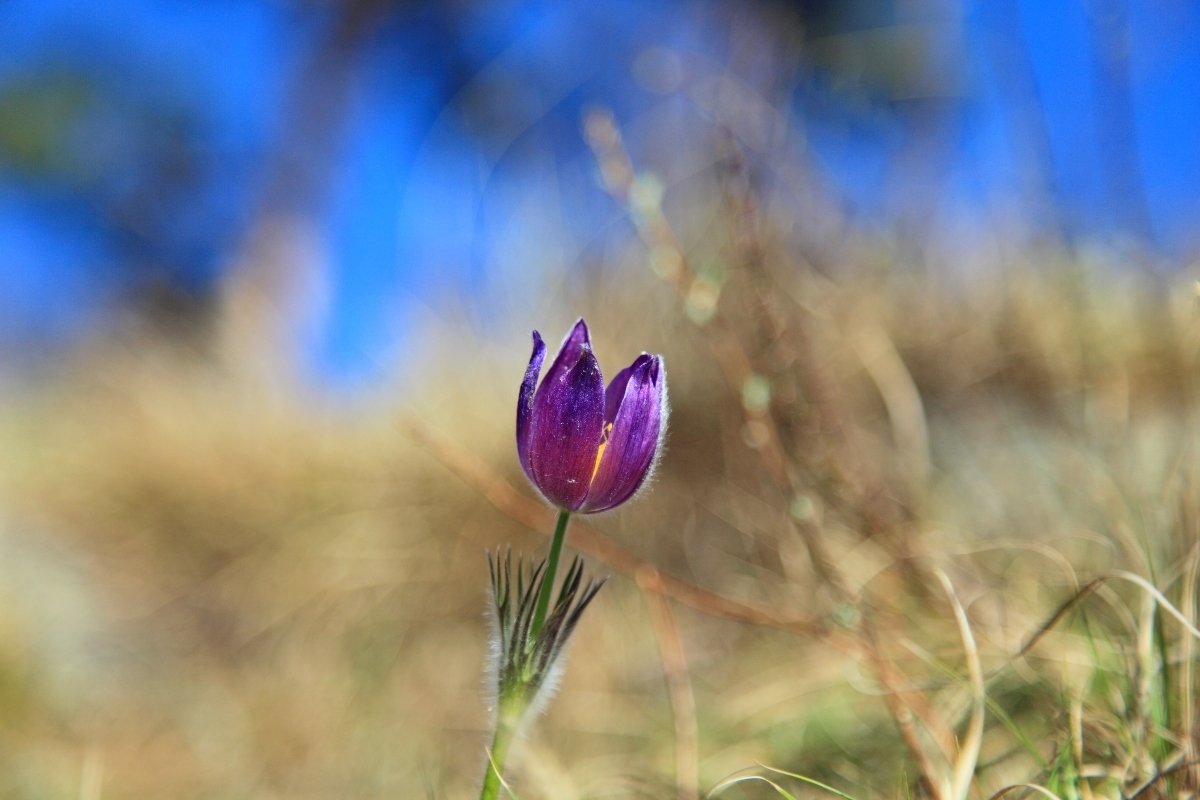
[{"x1": 517, "y1": 319, "x2": 668, "y2": 513}]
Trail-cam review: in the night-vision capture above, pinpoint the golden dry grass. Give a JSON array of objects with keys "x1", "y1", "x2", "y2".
[{"x1": 2, "y1": 248, "x2": 1200, "y2": 800}]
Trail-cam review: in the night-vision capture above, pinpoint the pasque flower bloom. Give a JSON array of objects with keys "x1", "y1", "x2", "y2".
[
  {"x1": 517, "y1": 319, "x2": 667, "y2": 513},
  {"x1": 481, "y1": 318, "x2": 663, "y2": 800}
]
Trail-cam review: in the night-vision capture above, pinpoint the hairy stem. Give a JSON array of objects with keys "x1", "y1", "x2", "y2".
[
  {"x1": 478, "y1": 509, "x2": 572, "y2": 799},
  {"x1": 479, "y1": 712, "x2": 517, "y2": 800}
]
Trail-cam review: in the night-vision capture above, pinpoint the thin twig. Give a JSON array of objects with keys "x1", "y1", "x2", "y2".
[
  {"x1": 403, "y1": 417, "x2": 832, "y2": 642},
  {"x1": 1128, "y1": 756, "x2": 1200, "y2": 799},
  {"x1": 637, "y1": 566, "x2": 699, "y2": 800},
  {"x1": 859, "y1": 613, "x2": 948, "y2": 800}
]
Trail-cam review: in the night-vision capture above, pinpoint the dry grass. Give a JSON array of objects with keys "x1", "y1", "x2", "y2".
[{"x1": 3, "y1": 186, "x2": 1200, "y2": 798}]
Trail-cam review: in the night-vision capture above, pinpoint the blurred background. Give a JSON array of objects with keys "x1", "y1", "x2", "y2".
[{"x1": 3, "y1": 0, "x2": 1200, "y2": 797}]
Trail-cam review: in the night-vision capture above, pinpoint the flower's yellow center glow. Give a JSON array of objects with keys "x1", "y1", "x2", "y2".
[{"x1": 591, "y1": 422, "x2": 614, "y2": 480}]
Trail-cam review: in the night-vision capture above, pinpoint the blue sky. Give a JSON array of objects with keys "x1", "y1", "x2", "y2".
[{"x1": 1, "y1": 0, "x2": 1197, "y2": 384}]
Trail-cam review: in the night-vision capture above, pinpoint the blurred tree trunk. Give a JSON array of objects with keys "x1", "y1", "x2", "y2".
[{"x1": 216, "y1": 0, "x2": 398, "y2": 387}]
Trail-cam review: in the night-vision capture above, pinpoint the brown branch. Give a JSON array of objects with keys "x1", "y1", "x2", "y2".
[
  {"x1": 402, "y1": 417, "x2": 831, "y2": 642},
  {"x1": 637, "y1": 566, "x2": 699, "y2": 800},
  {"x1": 860, "y1": 614, "x2": 951, "y2": 800}
]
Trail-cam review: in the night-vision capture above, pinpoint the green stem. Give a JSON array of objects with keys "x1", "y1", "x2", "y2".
[
  {"x1": 479, "y1": 509, "x2": 571, "y2": 799},
  {"x1": 529, "y1": 509, "x2": 571, "y2": 644},
  {"x1": 478, "y1": 715, "x2": 517, "y2": 800}
]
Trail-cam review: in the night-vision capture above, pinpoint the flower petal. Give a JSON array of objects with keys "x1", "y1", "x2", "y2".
[
  {"x1": 527, "y1": 342, "x2": 605, "y2": 510},
  {"x1": 602, "y1": 352, "x2": 650, "y2": 425},
  {"x1": 581, "y1": 354, "x2": 667, "y2": 513},
  {"x1": 541, "y1": 318, "x2": 590, "y2": 392},
  {"x1": 516, "y1": 330, "x2": 547, "y2": 479}
]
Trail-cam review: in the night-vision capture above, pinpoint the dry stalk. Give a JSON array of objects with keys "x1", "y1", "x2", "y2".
[
  {"x1": 637, "y1": 566, "x2": 700, "y2": 800},
  {"x1": 583, "y1": 106, "x2": 955, "y2": 798}
]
